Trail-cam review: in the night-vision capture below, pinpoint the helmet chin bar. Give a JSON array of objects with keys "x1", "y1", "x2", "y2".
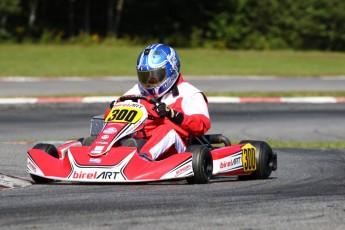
[{"x1": 140, "y1": 85, "x2": 164, "y2": 99}]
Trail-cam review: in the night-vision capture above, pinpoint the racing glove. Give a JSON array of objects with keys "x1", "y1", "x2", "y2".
[
  {"x1": 154, "y1": 102, "x2": 167, "y2": 118},
  {"x1": 154, "y1": 102, "x2": 184, "y2": 125}
]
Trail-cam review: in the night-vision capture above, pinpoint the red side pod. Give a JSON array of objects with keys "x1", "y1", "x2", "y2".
[
  {"x1": 211, "y1": 145, "x2": 243, "y2": 160},
  {"x1": 211, "y1": 144, "x2": 251, "y2": 176},
  {"x1": 27, "y1": 149, "x2": 72, "y2": 178}
]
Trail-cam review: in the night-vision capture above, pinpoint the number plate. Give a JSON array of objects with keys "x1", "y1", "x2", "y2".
[
  {"x1": 105, "y1": 107, "x2": 143, "y2": 124},
  {"x1": 241, "y1": 143, "x2": 256, "y2": 172}
]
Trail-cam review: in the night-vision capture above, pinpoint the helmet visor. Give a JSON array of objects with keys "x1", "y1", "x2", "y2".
[{"x1": 137, "y1": 67, "x2": 167, "y2": 89}]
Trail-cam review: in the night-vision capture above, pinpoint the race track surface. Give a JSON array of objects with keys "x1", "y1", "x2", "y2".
[{"x1": 1, "y1": 103, "x2": 345, "y2": 229}]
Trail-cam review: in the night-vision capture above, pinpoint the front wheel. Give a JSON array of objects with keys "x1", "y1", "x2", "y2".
[
  {"x1": 186, "y1": 145, "x2": 213, "y2": 184},
  {"x1": 238, "y1": 140, "x2": 277, "y2": 180},
  {"x1": 30, "y1": 143, "x2": 59, "y2": 184}
]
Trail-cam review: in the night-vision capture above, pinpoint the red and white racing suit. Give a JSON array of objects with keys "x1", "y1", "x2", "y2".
[{"x1": 124, "y1": 75, "x2": 211, "y2": 160}]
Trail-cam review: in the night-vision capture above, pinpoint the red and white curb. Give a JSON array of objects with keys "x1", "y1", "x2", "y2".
[
  {"x1": 208, "y1": 96, "x2": 345, "y2": 104},
  {"x1": 0, "y1": 96, "x2": 345, "y2": 104}
]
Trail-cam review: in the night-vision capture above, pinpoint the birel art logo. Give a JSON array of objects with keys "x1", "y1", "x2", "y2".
[
  {"x1": 220, "y1": 156, "x2": 241, "y2": 169},
  {"x1": 72, "y1": 171, "x2": 120, "y2": 180},
  {"x1": 101, "y1": 135, "x2": 109, "y2": 140}
]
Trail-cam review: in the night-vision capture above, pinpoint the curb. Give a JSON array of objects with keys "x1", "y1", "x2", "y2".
[
  {"x1": 208, "y1": 96, "x2": 345, "y2": 104},
  {"x1": 0, "y1": 96, "x2": 345, "y2": 104}
]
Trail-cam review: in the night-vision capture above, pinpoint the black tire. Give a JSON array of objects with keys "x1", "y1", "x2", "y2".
[
  {"x1": 82, "y1": 136, "x2": 97, "y2": 146},
  {"x1": 186, "y1": 145, "x2": 213, "y2": 184},
  {"x1": 30, "y1": 143, "x2": 59, "y2": 184},
  {"x1": 238, "y1": 140, "x2": 276, "y2": 180}
]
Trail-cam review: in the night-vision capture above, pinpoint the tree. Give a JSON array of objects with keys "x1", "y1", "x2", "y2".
[
  {"x1": 0, "y1": 0, "x2": 21, "y2": 39},
  {"x1": 28, "y1": 0, "x2": 38, "y2": 29},
  {"x1": 114, "y1": 0, "x2": 124, "y2": 38}
]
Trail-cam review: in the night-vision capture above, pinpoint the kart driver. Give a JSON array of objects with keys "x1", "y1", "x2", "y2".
[{"x1": 107, "y1": 43, "x2": 211, "y2": 160}]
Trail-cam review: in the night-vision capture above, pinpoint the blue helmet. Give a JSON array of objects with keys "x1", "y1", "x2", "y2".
[{"x1": 136, "y1": 43, "x2": 181, "y2": 98}]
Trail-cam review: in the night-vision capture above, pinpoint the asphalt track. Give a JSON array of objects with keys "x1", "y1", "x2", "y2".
[{"x1": 1, "y1": 103, "x2": 345, "y2": 229}]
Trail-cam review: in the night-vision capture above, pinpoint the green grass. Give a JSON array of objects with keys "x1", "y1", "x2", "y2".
[
  {"x1": 181, "y1": 49, "x2": 345, "y2": 76},
  {"x1": 0, "y1": 44, "x2": 141, "y2": 76},
  {"x1": 265, "y1": 140, "x2": 345, "y2": 149},
  {"x1": 227, "y1": 140, "x2": 345, "y2": 149},
  {"x1": 1, "y1": 44, "x2": 344, "y2": 77}
]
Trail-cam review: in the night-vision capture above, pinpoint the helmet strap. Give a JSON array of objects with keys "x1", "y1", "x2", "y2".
[
  {"x1": 172, "y1": 83, "x2": 179, "y2": 97},
  {"x1": 171, "y1": 74, "x2": 181, "y2": 97},
  {"x1": 156, "y1": 82, "x2": 179, "y2": 101}
]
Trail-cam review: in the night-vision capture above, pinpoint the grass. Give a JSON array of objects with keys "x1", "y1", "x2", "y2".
[
  {"x1": 0, "y1": 44, "x2": 345, "y2": 77},
  {"x1": 264, "y1": 140, "x2": 345, "y2": 149},
  {"x1": 181, "y1": 49, "x2": 345, "y2": 76},
  {"x1": 0, "y1": 44, "x2": 140, "y2": 76},
  {"x1": 222, "y1": 140, "x2": 345, "y2": 149}
]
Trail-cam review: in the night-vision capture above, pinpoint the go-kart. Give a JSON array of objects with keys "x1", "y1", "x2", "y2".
[{"x1": 26, "y1": 95, "x2": 277, "y2": 184}]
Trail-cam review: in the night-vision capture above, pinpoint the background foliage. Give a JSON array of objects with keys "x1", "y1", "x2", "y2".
[{"x1": 0, "y1": 0, "x2": 344, "y2": 51}]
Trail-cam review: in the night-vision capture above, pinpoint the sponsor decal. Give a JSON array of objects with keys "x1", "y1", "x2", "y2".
[
  {"x1": 71, "y1": 171, "x2": 120, "y2": 180},
  {"x1": 101, "y1": 135, "x2": 109, "y2": 140},
  {"x1": 242, "y1": 143, "x2": 256, "y2": 172},
  {"x1": 103, "y1": 127, "x2": 117, "y2": 134},
  {"x1": 175, "y1": 164, "x2": 192, "y2": 177},
  {"x1": 28, "y1": 161, "x2": 37, "y2": 172},
  {"x1": 214, "y1": 152, "x2": 243, "y2": 173},
  {"x1": 96, "y1": 141, "x2": 108, "y2": 144},
  {"x1": 220, "y1": 156, "x2": 241, "y2": 169},
  {"x1": 96, "y1": 171, "x2": 119, "y2": 180},
  {"x1": 91, "y1": 146, "x2": 105, "y2": 154},
  {"x1": 89, "y1": 158, "x2": 102, "y2": 164},
  {"x1": 72, "y1": 171, "x2": 98, "y2": 179},
  {"x1": 113, "y1": 102, "x2": 143, "y2": 109}
]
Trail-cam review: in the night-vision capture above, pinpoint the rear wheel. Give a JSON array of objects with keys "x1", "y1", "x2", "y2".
[
  {"x1": 30, "y1": 143, "x2": 59, "y2": 184},
  {"x1": 238, "y1": 140, "x2": 277, "y2": 180},
  {"x1": 186, "y1": 145, "x2": 213, "y2": 184}
]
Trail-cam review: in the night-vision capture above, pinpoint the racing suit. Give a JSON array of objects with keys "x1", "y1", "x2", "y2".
[{"x1": 121, "y1": 75, "x2": 210, "y2": 160}]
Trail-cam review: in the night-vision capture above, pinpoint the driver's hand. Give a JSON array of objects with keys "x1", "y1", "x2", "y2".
[
  {"x1": 154, "y1": 102, "x2": 168, "y2": 118},
  {"x1": 153, "y1": 102, "x2": 184, "y2": 125}
]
